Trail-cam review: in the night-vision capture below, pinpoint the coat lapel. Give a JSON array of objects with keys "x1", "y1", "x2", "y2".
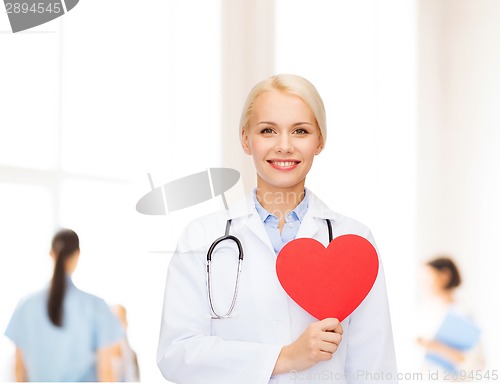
[
  {"x1": 296, "y1": 190, "x2": 337, "y2": 246},
  {"x1": 295, "y1": 211, "x2": 321, "y2": 240},
  {"x1": 227, "y1": 191, "x2": 275, "y2": 254}
]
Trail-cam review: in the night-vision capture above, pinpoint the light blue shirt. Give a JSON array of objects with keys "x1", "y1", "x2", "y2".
[
  {"x1": 254, "y1": 189, "x2": 309, "y2": 254},
  {"x1": 5, "y1": 277, "x2": 123, "y2": 382}
]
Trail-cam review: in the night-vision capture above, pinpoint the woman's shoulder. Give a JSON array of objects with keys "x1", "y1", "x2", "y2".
[
  {"x1": 184, "y1": 209, "x2": 229, "y2": 230},
  {"x1": 5, "y1": 287, "x2": 49, "y2": 340},
  {"x1": 12, "y1": 285, "x2": 49, "y2": 312},
  {"x1": 448, "y1": 300, "x2": 479, "y2": 322},
  {"x1": 175, "y1": 209, "x2": 230, "y2": 253},
  {"x1": 68, "y1": 282, "x2": 111, "y2": 311},
  {"x1": 64, "y1": 283, "x2": 123, "y2": 345},
  {"x1": 307, "y1": 190, "x2": 373, "y2": 238}
]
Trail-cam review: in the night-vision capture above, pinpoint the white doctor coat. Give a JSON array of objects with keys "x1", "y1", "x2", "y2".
[{"x1": 157, "y1": 190, "x2": 398, "y2": 384}]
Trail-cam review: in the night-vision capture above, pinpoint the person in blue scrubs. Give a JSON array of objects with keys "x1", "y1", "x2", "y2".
[{"x1": 5, "y1": 229, "x2": 124, "y2": 381}]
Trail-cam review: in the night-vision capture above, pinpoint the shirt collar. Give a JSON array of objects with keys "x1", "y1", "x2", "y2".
[{"x1": 253, "y1": 188, "x2": 309, "y2": 224}]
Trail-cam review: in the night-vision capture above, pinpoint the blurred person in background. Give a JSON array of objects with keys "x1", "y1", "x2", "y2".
[
  {"x1": 111, "y1": 304, "x2": 140, "y2": 382},
  {"x1": 4, "y1": 228, "x2": 124, "y2": 381},
  {"x1": 417, "y1": 256, "x2": 485, "y2": 380}
]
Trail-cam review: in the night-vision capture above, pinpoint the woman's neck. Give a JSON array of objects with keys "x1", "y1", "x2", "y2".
[
  {"x1": 437, "y1": 289, "x2": 454, "y2": 304},
  {"x1": 255, "y1": 181, "x2": 306, "y2": 222}
]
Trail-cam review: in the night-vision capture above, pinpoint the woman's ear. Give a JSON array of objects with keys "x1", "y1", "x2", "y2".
[
  {"x1": 241, "y1": 128, "x2": 252, "y2": 155},
  {"x1": 315, "y1": 135, "x2": 324, "y2": 155}
]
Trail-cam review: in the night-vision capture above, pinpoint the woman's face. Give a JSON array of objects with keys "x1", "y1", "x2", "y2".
[
  {"x1": 423, "y1": 265, "x2": 450, "y2": 295},
  {"x1": 241, "y1": 89, "x2": 323, "y2": 193}
]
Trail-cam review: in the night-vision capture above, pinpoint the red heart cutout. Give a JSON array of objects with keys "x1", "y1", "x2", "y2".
[{"x1": 276, "y1": 234, "x2": 379, "y2": 322}]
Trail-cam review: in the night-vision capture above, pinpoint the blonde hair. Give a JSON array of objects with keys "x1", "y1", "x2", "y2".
[{"x1": 240, "y1": 74, "x2": 327, "y2": 145}]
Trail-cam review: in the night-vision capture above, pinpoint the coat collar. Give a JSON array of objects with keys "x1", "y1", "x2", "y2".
[{"x1": 226, "y1": 188, "x2": 337, "y2": 246}]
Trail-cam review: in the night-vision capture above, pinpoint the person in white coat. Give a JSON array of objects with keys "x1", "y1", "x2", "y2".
[{"x1": 157, "y1": 74, "x2": 398, "y2": 383}]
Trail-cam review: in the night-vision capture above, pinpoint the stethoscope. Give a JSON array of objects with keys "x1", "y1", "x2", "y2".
[{"x1": 207, "y1": 218, "x2": 333, "y2": 319}]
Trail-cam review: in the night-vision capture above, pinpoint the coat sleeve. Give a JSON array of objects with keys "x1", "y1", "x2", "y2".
[
  {"x1": 344, "y1": 231, "x2": 399, "y2": 384},
  {"x1": 156, "y1": 222, "x2": 282, "y2": 384}
]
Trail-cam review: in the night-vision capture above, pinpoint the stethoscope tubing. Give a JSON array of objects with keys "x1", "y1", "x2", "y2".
[
  {"x1": 207, "y1": 219, "x2": 244, "y2": 319},
  {"x1": 206, "y1": 218, "x2": 332, "y2": 319}
]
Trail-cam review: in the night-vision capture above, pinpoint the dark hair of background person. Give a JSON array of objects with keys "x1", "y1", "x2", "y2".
[
  {"x1": 427, "y1": 256, "x2": 462, "y2": 290},
  {"x1": 48, "y1": 229, "x2": 80, "y2": 327}
]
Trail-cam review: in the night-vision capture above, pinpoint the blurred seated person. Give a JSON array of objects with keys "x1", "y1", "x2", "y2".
[{"x1": 111, "y1": 304, "x2": 140, "y2": 382}]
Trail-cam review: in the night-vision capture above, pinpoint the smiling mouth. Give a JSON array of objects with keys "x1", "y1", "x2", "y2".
[{"x1": 267, "y1": 160, "x2": 300, "y2": 170}]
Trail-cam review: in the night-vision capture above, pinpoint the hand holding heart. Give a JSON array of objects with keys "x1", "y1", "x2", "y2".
[
  {"x1": 273, "y1": 234, "x2": 379, "y2": 374},
  {"x1": 273, "y1": 318, "x2": 343, "y2": 375}
]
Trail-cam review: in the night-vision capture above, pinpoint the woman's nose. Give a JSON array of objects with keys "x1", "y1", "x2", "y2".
[{"x1": 275, "y1": 135, "x2": 294, "y2": 153}]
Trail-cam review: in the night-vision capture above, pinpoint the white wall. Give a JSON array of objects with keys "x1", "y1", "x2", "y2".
[
  {"x1": 418, "y1": 0, "x2": 500, "y2": 369},
  {"x1": 220, "y1": 0, "x2": 276, "y2": 192},
  {"x1": 0, "y1": 1, "x2": 222, "y2": 382}
]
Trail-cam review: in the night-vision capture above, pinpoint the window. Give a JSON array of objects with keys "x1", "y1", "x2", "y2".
[{"x1": 1, "y1": 1, "x2": 221, "y2": 381}]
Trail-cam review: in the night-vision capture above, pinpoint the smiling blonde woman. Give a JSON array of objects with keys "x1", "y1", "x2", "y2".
[{"x1": 157, "y1": 74, "x2": 397, "y2": 384}]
